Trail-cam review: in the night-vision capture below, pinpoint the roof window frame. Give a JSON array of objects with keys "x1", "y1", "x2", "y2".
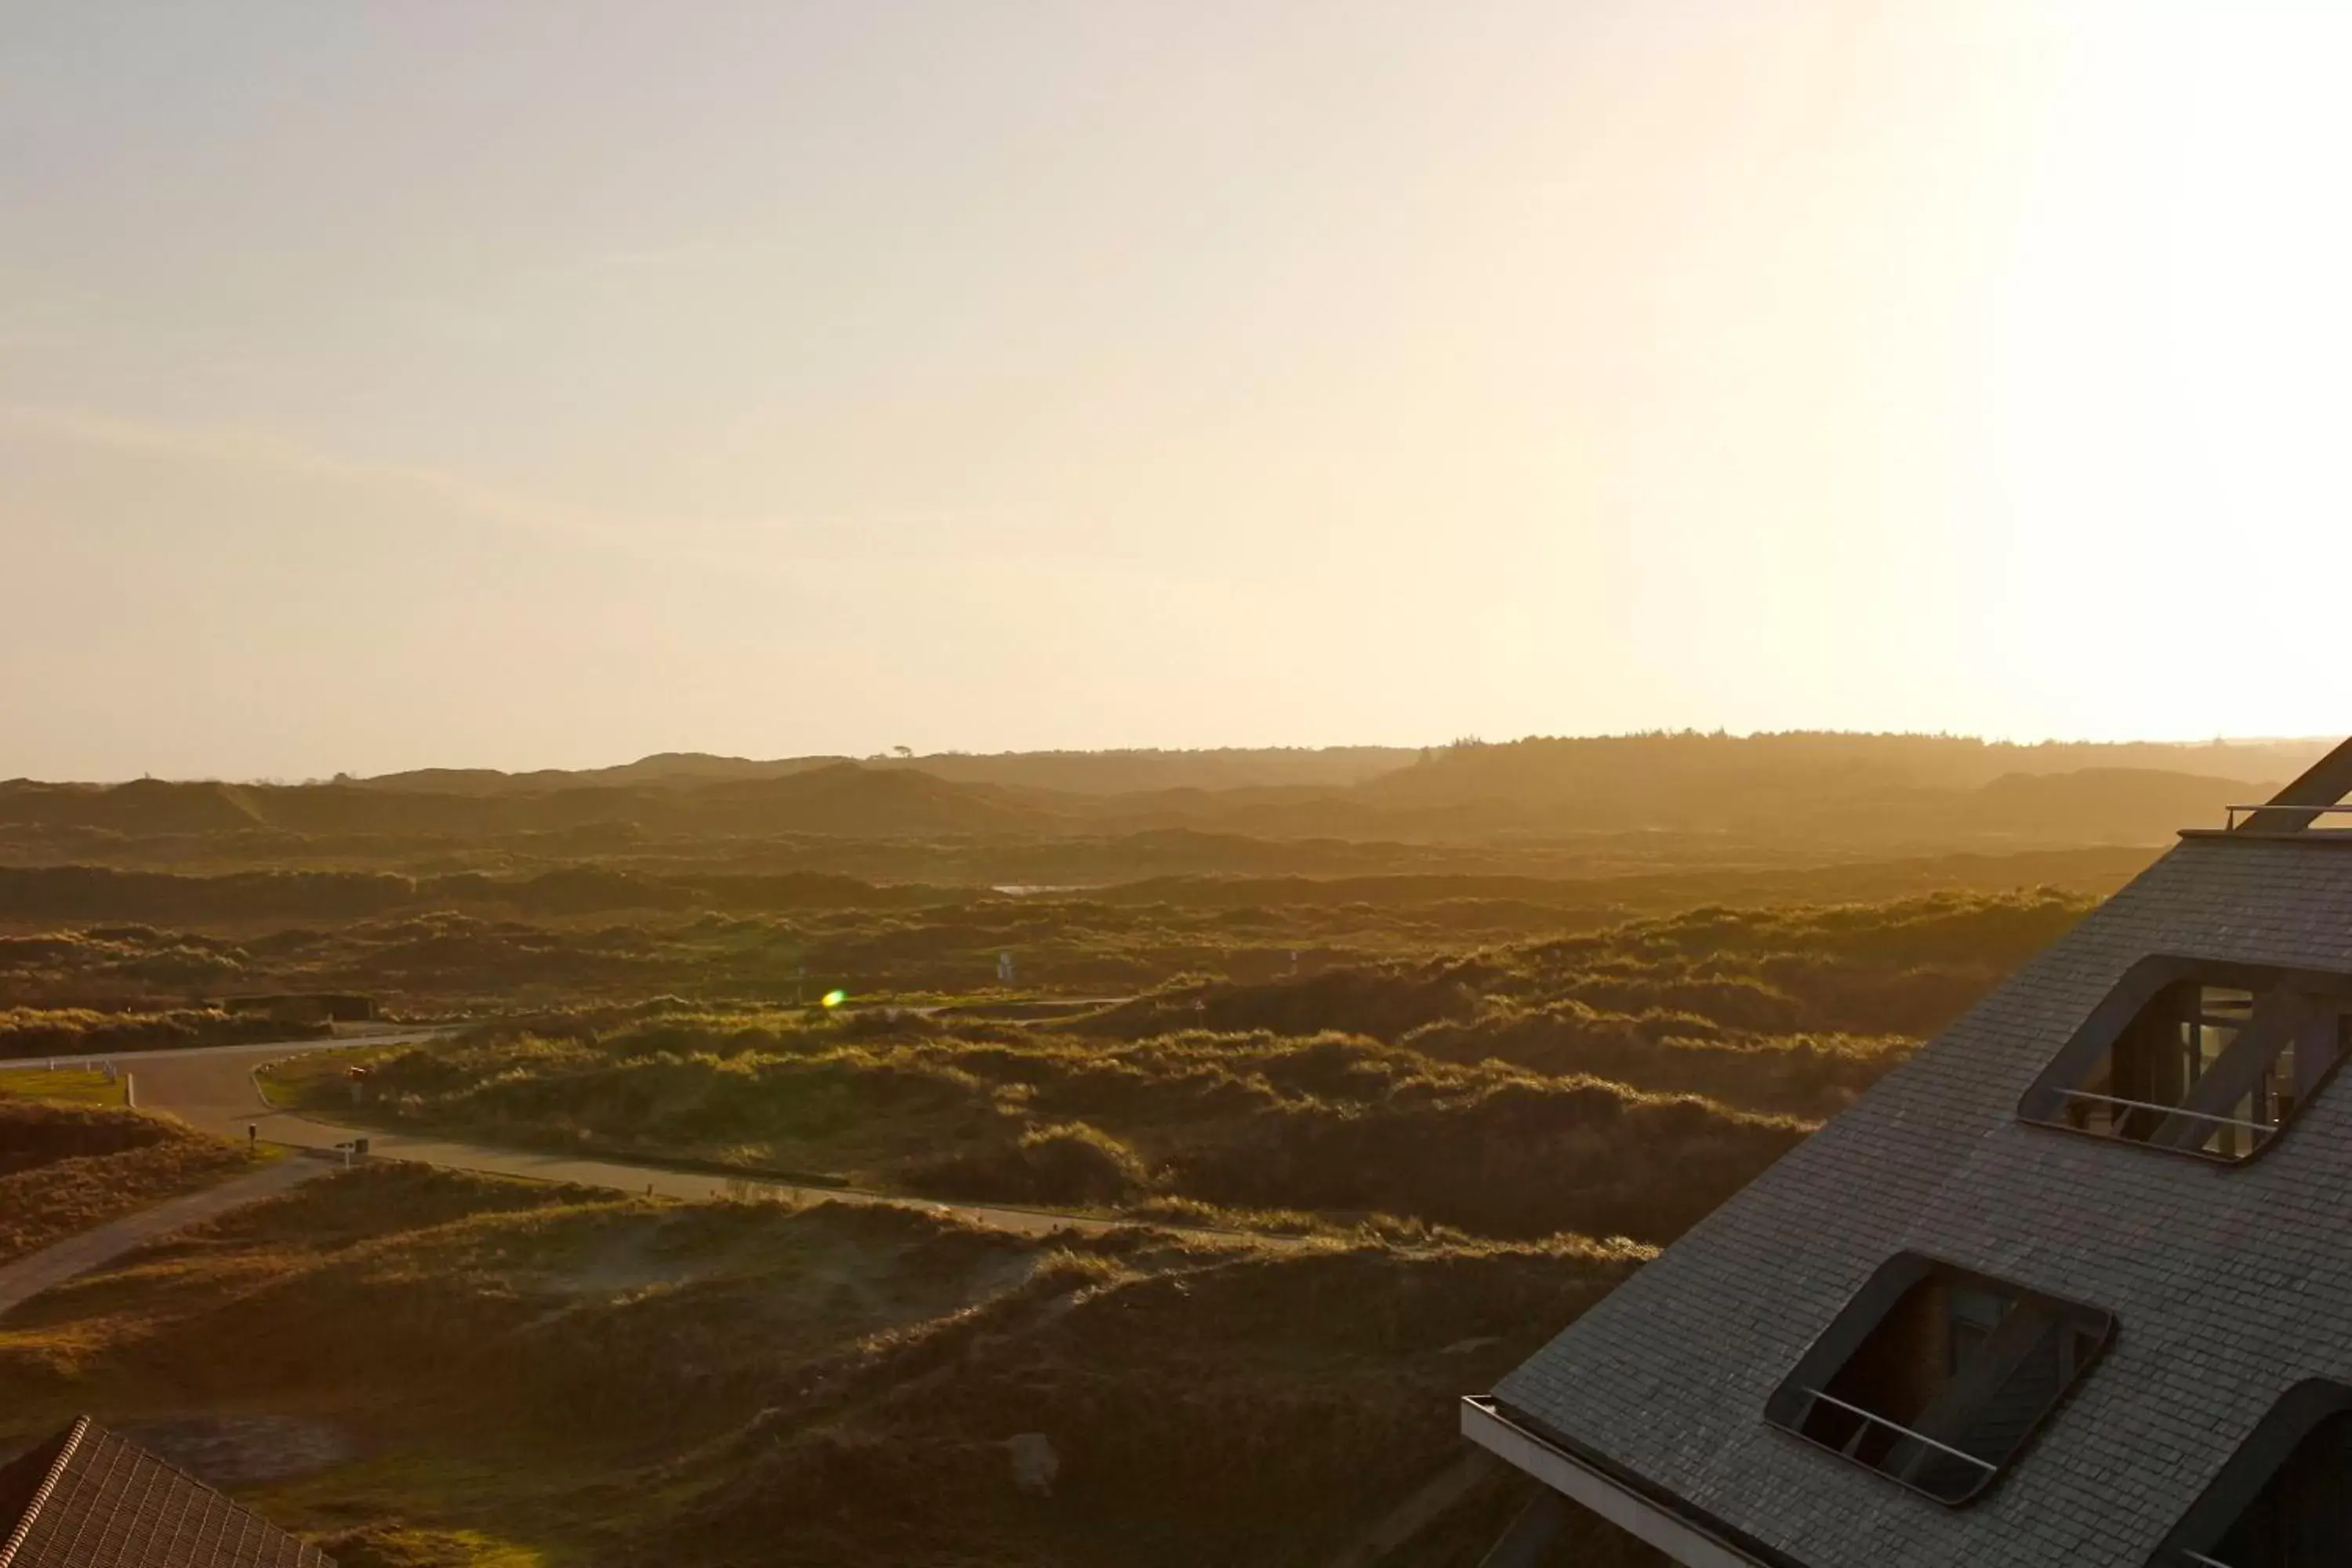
[
  {"x1": 1762, "y1": 1251, "x2": 2116, "y2": 1508},
  {"x1": 2017, "y1": 955, "x2": 2352, "y2": 1168}
]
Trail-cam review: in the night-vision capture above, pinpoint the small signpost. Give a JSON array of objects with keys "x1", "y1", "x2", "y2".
[{"x1": 997, "y1": 951, "x2": 1016, "y2": 986}]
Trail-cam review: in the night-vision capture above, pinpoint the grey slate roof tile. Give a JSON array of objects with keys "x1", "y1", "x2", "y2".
[
  {"x1": 1489, "y1": 836, "x2": 2352, "y2": 1567},
  {"x1": 0, "y1": 1419, "x2": 331, "y2": 1568}
]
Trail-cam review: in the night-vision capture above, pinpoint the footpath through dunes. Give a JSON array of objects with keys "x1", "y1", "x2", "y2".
[
  {"x1": 0, "y1": 1161, "x2": 1656, "y2": 1567},
  {"x1": 0, "y1": 888, "x2": 2096, "y2": 1250},
  {"x1": 280, "y1": 1009, "x2": 1803, "y2": 1244},
  {"x1": 0, "y1": 1157, "x2": 319, "y2": 1319},
  {"x1": 185, "y1": 889, "x2": 2100, "y2": 1245},
  {"x1": 6, "y1": 1035, "x2": 1296, "y2": 1246},
  {"x1": 0, "y1": 1097, "x2": 260, "y2": 1266}
]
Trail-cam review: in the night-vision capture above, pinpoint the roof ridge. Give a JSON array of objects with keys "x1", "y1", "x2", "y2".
[{"x1": 0, "y1": 1415, "x2": 88, "y2": 1568}]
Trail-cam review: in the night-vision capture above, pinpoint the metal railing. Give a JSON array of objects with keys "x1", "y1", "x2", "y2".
[
  {"x1": 2055, "y1": 1087, "x2": 2278, "y2": 1140},
  {"x1": 2226, "y1": 801, "x2": 2352, "y2": 832},
  {"x1": 1793, "y1": 1388, "x2": 1998, "y2": 1475}
]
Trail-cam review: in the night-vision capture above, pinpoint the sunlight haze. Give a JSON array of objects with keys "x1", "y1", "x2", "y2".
[{"x1": 4, "y1": 0, "x2": 2344, "y2": 779}]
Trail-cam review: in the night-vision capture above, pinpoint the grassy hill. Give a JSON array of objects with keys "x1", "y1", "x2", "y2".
[
  {"x1": 366, "y1": 745, "x2": 1418, "y2": 797},
  {"x1": 0, "y1": 1100, "x2": 254, "y2": 1263},
  {"x1": 5, "y1": 735, "x2": 2328, "y2": 869},
  {"x1": 0, "y1": 1165, "x2": 1656, "y2": 1567},
  {"x1": 0, "y1": 735, "x2": 2235, "y2": 1566}
]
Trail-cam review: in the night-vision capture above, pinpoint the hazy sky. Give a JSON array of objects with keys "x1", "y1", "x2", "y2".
[{"x1": 5, "y1": 2, "x2": 2347, "y2": 779}]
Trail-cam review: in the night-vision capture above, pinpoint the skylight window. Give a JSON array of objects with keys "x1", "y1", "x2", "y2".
[
  {"x1": 2020, "y1": 959, "x2": 2352, "y2": 1163},
  {"x1": 2151, "y1": 1380, "x2": 2352, "y2": 1566},
  {"x1": 1762, "y1": 1254, "x2": 2113, "y2": 1505}
]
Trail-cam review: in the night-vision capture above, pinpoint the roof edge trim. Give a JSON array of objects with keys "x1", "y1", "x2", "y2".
[
  {"x1": 2180, "y1": 829, "x2": 2352, "y2": 844},
  {"x1": 1463, "y1": 1396, "x2": 1801, "y2": 1568},
  {"x1": 0, "y1": 1416, "x2": 87, "y2": 1568}
]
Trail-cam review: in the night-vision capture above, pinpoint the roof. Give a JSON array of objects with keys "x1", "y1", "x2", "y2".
[
  {"x1": 1487, "y1": 740, "x2": 2352, "y2": 1567},
  {"x1": 0, "y1": 1418, "x2": 331, "y2": 1568}
]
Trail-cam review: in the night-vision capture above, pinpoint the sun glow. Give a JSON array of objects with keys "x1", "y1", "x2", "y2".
[
  {"x1": 1, "y1": 2, "x2": 2345, "y2": 778},
  {"x1": 1974, "y1": 0, "x2": 2352, "y2": 739}
]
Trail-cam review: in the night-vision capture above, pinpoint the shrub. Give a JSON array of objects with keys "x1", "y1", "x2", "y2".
[
  {"x1": 1014, "y1": 1122, "x2": 1147, "y2": 1204},
  {"x1": 909, "y1": 1120, "x2": 1149, "y2": 1207}
]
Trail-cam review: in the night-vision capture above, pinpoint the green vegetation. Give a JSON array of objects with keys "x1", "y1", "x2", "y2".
[
  {"x1": 0, "y1": 1102, "x2": 255, "y2": 1264},
  {"x1": 0, "y1": 1066, "x2": 125, "y2": 1108},
  {"x1": 0, "y1": 1165, "x2": 1652, "y2": 1566},
  {"x1": 0, "y1": 1003, "x2": 328, "y2": 1060},
  {"x1": 0, "y1": 735, "x2": 2215, "y2": 1564},
  {"x1": 1105, "y1": 887, "x2": 2092, "y2": 1115},
  {"x1": 264, "y1": 891, "x2": 2084, "y2": 1242},
  {"x1": 0, "y1": 867, "x2": 2119, "y2": 1018},
  {"x1": 279, "y1": 1021, "x2": 1798, "y2": 1242},
  {"x1": 0, "y1": 735, "x2": 2314, "y2": 884}
]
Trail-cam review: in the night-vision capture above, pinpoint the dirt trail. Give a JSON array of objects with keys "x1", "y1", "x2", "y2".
[
  {"x1": 0, "y1": 1158, "x2": 325, "y2": 1319},
  {"x1": 4, "y1": 1037, "x2": 1308, "y2": 1248},
  {"x1": 9, "y1": 1034, "x2": 1317, "y2": 1260}
]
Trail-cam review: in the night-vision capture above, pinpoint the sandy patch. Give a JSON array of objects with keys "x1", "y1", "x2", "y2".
[{"x1": 120, "y1": 1413, "x2": 361, "y2": 1487}]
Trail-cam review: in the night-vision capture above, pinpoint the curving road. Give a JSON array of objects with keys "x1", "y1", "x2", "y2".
[{"x1": 2, "y1": 1033, "x2": 1262, "y2": 1244}]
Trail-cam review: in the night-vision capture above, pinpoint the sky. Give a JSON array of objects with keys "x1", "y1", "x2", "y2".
[{"x1": 3, "y1": 1, "x2": 2347, "y2": 780}]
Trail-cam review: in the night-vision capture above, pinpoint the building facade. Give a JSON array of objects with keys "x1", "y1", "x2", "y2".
[{"x1": 1468, "y1": 739, "x2": 2352, "y2": 1568}]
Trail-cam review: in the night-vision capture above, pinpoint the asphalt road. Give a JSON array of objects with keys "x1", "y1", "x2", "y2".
[{"x1": 3, "y1": 1033, "x2": 1254, "y2": 1244}]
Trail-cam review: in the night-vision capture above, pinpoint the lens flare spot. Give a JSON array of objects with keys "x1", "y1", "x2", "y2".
[{"x1": 821, "y1": 989, "x2": 848, "y2": 1008}]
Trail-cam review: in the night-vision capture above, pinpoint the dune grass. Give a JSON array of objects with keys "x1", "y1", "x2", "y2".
[
  {"x1": 0, "y1": 1003, "x2": 332, "y2": 1062},
  {"x1": 0, "y1": 1102, "x2": 257, "y2": 1265},
  {"x1": 0, "y1": 887, "x2": 2095, "y2": 1563},
  {"x1": 0, "y1": 1163, "x2": 1656, "y2": 1566},
  {"x1": 269, "y1": 1018, "x2": 1803, "y2": 1243},
  {"x1": 257, "y1": 892, "x2": 2076, "y2": 1243},
  {"x1": 0, "y1": 1065, "x2": 125, "y2": 1107}
]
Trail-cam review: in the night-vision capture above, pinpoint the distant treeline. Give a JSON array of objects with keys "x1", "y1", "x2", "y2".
[
  {"x1": 0, "y1": 865, "x2": 955, "y2": 922},
  {"x1": 366, "y1": 744, "x2": 1415, "y2": 797},
  {"x1": 0, "y1": 765, "x2": 1043, "y2": 839},
  {"x1": 359, "y1": 732, "x2": 2325, "y2": 800},
  {"x1": 0, "y1": 732, "x2": 2328, "y2": 850}
]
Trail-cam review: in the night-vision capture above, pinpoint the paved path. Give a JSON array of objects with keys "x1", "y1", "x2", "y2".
[
  {"x1": 4, "y1": 1033, "x2": 1274, "y2": 1245},
  {"x1": 0, "y1": 1159, "x2": 325, "y2": 1321}
]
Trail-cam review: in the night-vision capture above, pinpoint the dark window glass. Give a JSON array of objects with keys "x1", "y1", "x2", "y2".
[
  {"x1": 1763, "y1": 1254, "x2": 2114, "y2": 1505},
  {"x1": 2020, "y1": 960, "x2": 2352, "y2": 1163},
  {"x1": 2153, "y1": 1381, "x2": 2352, "y2": 1566}
]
